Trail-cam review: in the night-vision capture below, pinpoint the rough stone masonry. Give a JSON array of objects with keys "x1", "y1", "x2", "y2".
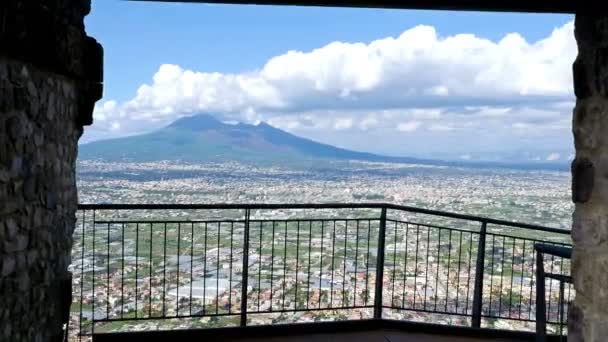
[
  {"x1": 570, "y1": 13, "x2": 608, "y2": 342},
  {"x1": 0, "y1": 1, "x2": 102, "y2": 341}
]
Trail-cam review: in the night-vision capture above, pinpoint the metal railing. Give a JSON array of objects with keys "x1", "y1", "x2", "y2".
[
  {"x1": 535, "y1": 243, "x2": 572, "y2": 342},
  {"x1": 69, "y1": 203, "x2": 573, "y2": 340}
]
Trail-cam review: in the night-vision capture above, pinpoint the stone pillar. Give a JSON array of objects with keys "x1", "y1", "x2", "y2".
[
  {"x1": 0, "y1": 1, "x2": 102, "y2": 341},
  {"x1": 570, "y1": 13, "x2": 608, "y2": 342}
]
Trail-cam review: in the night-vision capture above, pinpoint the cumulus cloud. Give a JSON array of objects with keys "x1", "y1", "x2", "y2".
[{"x1": 83, "y1": 20, "x2": 576, "y2": 160}]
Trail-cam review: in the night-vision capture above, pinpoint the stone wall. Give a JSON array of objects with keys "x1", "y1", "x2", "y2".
[
  {"x1": 0, "y1": 1, "x2": 102, "y2": 341},
  {"x1": 569, "y1": 13, "x2": 608, "y2": 342}
]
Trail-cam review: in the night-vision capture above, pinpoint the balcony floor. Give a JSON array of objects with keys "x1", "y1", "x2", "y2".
[
  {"x1": 233, "y1": 329, "x2": 521, "y2": 342},
  {"x1": 93, "y1": 319, "x2": 553, "y2": 342}
]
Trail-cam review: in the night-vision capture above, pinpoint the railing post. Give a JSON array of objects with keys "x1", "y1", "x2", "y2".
[
  {"x1": 471, "y1": 221, "x2": 487, "y2": 328},
  {"x1": 374, "y1": 207, "x2": 387, "y2": 319},
  {"x1": 535, "y1": 249, "x2": 546, "y2": 342},
  {"x1": 240, "y1": 209, "x2": 251, "y2": 327}
]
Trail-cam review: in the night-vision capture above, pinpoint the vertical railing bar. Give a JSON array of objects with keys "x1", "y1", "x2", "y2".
[
  {"x1": 78, "y1": 210, "x2": 85, "y2": 339},
  {"x1": 91, "y1": 209, "x2": 96, "y2": 335},
  {"x1": 423, "y1": 225, "x2": 431, "y2": 310},
  {"x1": 536, "y1": 249, "x2": 547, "y2": 342},
  {"x1": 216, "y1": 222, "x2": 220, "y2": 315},
  {"x1": 471, "y1": 221, "x2": 487, "y2": 328},
  {"x1": 488, "y1": 235, "x2": 496, "y2": 317},
  {"x1": 559, "y1": 280, "x2": 565, "y2": 337},
  {"x1": 547, "y1": 254, "x2": 555, "y2": 321},
  {"x1": 121, "y1": 223, "x2": 125, "y2": 319},
  {"x1": 229, "y1": 221, "x2": 234, "y2": 314},
  {"x1": 106, "y1": 222, "x2": 111, "y2": 320},
  {"x1": 330, "y1": 221, "x2": 336, "y2": 308},
  {"x1": 413, "y1": 224, "x2": 420, "y2": 309},
  {"x1": 392, "y1": 221, "x2": 397, "y2": 306},
  {"x1": 445, "y1": 229, "x2": 452, "y2": 312},
  {"x1": 498, "y1": 236, "x2": 506, "y2": 316},
  {"x1": 162, "y1": 222, "x2": 167, "y2": 316},
  {"x1": 306, "y1": 220, "x2": 312, "y2": 309},
  {"x1": 270, "y1": 221, "x2": 275, "y2": 311},
  {"x1": 373, "y1": 207, "x2": 387, "y2": 319},
  {"x1": 319, "y1": 220, "x2": 325, "y2": 310},
  {"x1": 519, "y1": 240, "x2": 526, "y2": 320},
  {"x1": 455, "y1": 231, "x2": 463, "y2": 313},
  {"x1": 342, "y1": 220, "x2": 348, "y2": 307},
  {"x1": 508, "y1": 237, "x2": 516, "y2": 318},
  {"x1": 240, "y1": 209, "x2": 250, "y2": 327},
  {"x1": 295, "y1": 221, "x2": 300, "y2": 308},
  {"x1": 258, "y1": 221, "x2": 263, "y2": 311},
  {"x1": 353, "y1": 220, "x2": 360, "y2": 307},
  {"x1": 558, "y1": 252, "x2": 565, "y2": 327},
  {"x1": 203, "y1": 222, "x2": 208, "y2": 315},
  {"x1": 176, "y1": 223, "x2": 181, "y2": 316},
  {"x1": 391, "y1": 221, "x2": 398, "y2": 307},
  {"x1": 135, "y1": 222, "x2": 139, "y2": 319},
  {"x1": 149, "y1": 223, "x2": 153, "y2": 318},
  {"x1": 465, "y1": 231, "x2": 473, "y2": 315},
  {"x1": 189, "y1": 222, "x2": 194, "y2": 317},
  {"x1": 78, "y1": 209, "x2": 86, "y2": 340},
  {"x1": 566, "y1": 282, "x2": 572, "y2": 341},
  {"x1": 434, "y1": 228, "x2": 441, "y2": 311},
  {"x1": 282, "y1": 221, "x2": 288, "y2": 310},
  {"x1": 529, "y1": 243, "x2": 536, "y2": 321},
  {"x1": 401, "y1": 223, "x2": 410, "y2": 309},
  {"x1": 365, "y1": 220, "x2": 371, "y2": 307}
]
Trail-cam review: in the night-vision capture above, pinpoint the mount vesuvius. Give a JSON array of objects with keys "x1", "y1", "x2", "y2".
[{"x1": 79, "y1": 114, "x2": 567, "y2": 171}]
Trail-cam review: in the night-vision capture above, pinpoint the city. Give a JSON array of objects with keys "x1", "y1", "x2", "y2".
[{"x1": 68, "y1": 160, "x2": 573, "y2": 340}]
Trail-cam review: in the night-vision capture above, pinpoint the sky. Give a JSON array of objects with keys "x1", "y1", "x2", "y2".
[{"x1": 84, "y1": 1, "x2": 576, "y2": 163}]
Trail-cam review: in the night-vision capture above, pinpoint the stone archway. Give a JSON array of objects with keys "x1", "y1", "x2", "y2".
[
  {"x1": 0, "y1": 1, "x2": 102, "y2": 341},
  {"x1": 569, "y1": 13, "x2": 608, "y2": 342}
]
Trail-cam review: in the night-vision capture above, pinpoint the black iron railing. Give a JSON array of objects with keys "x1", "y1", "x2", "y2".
[
  {"x1": 69, "y1": 203, "x2": 573, "y2": 340},
  {"x1": 535, "y1": 243, "x2": 572, "y2": 342}
]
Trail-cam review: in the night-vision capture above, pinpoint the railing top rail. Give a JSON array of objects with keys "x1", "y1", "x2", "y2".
[{"x1": 77, "y1": 202, "x2": 570, "y2": 235}]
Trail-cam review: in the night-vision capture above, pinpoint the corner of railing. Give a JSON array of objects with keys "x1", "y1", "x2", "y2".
[
  {"x1": 471, "y1": 220, "x2": 487, "y2": 328},
  {"x1": 374, "y1": 207, "x2": 387, "y2": 319}
]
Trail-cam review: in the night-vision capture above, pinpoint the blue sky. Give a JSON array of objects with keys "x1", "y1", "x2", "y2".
[{"x1": 84, "y1": 1, "x2": 576, "y2": 162}]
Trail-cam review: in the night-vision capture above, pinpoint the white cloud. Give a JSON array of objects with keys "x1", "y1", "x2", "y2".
[
  {"x1": 83, "y1": 20, "x2": 576, "y2": 159},
  {"x1": 359, "y1": 116, "x2": 379, "y2": 130},
  {"x1": 396, "y1": 121, "x2": 421, "y2": 132},
  {"x1": 546, "y1": 152, "x2": 561, "y2": 161},
  {"x1": 333, "y1": 118, "x2": 353, "y2": 130}
]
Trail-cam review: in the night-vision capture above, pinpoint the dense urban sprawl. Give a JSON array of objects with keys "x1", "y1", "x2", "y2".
[{"x1": 69, "y1": 160, "x2": 573, "y2": 339}]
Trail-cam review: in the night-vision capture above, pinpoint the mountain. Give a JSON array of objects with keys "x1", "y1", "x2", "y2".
[{"x1": 79, "y1": 114, "x2": 568, "y2": 171}]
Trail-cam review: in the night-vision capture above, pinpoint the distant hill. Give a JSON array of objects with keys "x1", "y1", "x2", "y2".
[{"x1": 79, "y1": 114, "x2": 568, "y2": 171}]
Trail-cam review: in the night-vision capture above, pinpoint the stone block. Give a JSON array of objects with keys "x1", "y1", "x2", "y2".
[
  {"x1": 573, "y1": 55, "x2": 591, "y2": 100},
  {"x1": 1, "y1": 253, "x2": 16, "y2": 276},
  {"x1": 572, "y1": 99, "x2": 608, "y2": 151},
  {"x1": 568, "y1": 304, "x2": 586, "y2": 341},
  {"x1": 5, "y1": 217, "x2": 17, "y2": 239},
  {"x1": 572, "y1": 157, "x2": 595, "y2": 203},
  {"x1": 572, "y1": 208, "x2": 608, "y2": 247},
  {"x1": 575, "y1": 14, "x2": 608, "y2": 101},
  {"x1": 5, "y1": 234, "x2": 28, "y2": 253}
]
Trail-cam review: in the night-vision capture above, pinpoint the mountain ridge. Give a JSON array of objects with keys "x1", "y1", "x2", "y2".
[{"x1": 79, "y1": 114, "x2": 568, "y2": 171}]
